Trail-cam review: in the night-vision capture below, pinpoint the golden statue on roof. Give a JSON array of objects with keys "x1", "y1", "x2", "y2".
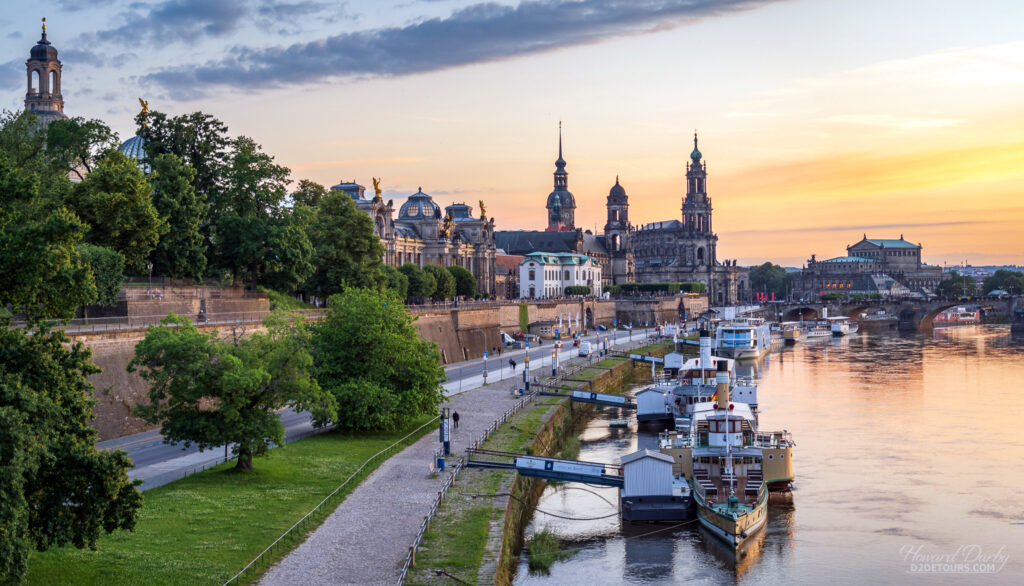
[
  {"x1": 441, "y1": 210, "x2": 453, "y2": 238},
  {"x1": 478, "y1": 200, "x2": 486, "y2": 219},
  {"x1": 372, "y1": 177, "x2": 382, "y2": 201},
  {"x1": 138, "y1": 98, "x2": 150, "y2": 127}
]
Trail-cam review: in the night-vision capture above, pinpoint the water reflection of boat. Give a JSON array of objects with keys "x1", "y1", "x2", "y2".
[{"x1": 697, "y1": 520, "x2": 767, "y2": 579}]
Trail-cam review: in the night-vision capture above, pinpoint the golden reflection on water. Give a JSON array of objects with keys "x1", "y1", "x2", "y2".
[{"x1": 516, "y1": 326, "x2": 1024, "y2": 585}]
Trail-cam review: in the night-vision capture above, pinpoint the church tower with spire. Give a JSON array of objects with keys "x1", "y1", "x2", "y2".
[
  {"x1": 545, "y1": 123, "x2": 576, "y2": 231},
  {"x1": 25, "y1": 18, "x2": 66, "y2": 124},
  {"x1": 681, "y1": 131, "x2": 717, "y2": 266}
]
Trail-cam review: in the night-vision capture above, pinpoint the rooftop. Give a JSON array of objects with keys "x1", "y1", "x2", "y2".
[
  {"x1": 857, "y1": 236, "x2": 920, "y2": 249},
  {"x1": 521, "y1": 252, "x2": 598, "y2": 266},
  {"x1": 820, "y1": 256, "x2": 880, "y2": 263}
]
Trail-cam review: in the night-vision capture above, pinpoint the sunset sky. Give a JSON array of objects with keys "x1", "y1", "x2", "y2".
[{"x1": 3, "y1": 0, "x2": 1023, "y2": 266}]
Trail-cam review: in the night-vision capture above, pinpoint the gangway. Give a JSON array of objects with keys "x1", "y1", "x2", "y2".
[
  {"x1": 465, "y1": 449, "x2": 624, "y2": 487},
  {"x1": 535, "y1": 389, "x2": 637, "y2": 410}
]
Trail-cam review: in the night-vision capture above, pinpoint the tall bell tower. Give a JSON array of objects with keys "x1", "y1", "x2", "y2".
[
  {"x1": 681, "y1": 132, "x2": 717, "y2": 266},
  {"x1": 25, "y1": 18, "x2": 66, "y2": 124}
]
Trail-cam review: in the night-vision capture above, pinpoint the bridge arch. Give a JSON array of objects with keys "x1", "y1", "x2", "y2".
[{"x1": 783, "y1": 307, "x2": 819, "y2": 321}]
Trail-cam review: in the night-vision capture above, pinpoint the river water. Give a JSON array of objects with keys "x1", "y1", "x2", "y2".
[{"x1": 515, "y1": 326, "x2": 1024, "y2": 585}]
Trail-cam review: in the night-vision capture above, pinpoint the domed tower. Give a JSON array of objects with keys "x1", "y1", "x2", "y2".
[
  {"x1": 25, "y1": 18, "x2": 66, "y2": 124},
  {"x1": 545, "y1": 123, "x2": 576, "y2": 231},
  {"x1": 604, "y1": 176, "x2": 629, "y2": 252},
  {"x1": 681, "y1": 132, "x2": 717, "y2": 266},
  {"x1": 604, "y1": 177, "x2": 634, "y2": 284}
]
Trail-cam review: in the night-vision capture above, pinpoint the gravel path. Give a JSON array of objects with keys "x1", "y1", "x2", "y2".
[{"x1": 260, "y1": 377, "x2": 525, "y2": 586}]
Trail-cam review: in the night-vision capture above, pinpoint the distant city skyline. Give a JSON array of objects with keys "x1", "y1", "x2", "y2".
[{"x1": 2, "y1": 0, "x2": 1023, "y2": 266}]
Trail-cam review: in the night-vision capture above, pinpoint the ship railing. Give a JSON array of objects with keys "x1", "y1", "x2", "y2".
[{"x1": 754, "y1": 430, "x2": 794, "y2": 447}]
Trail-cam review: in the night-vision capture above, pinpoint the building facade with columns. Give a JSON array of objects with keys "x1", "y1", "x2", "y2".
[
  {"x1": 332, "y1": 181, "x2": 498, "y2": 296},
  {"x1": 795, "y1": 236, "x2": 942, "y2": 298}
]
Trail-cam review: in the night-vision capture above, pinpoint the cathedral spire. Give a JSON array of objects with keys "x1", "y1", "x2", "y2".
[{"x1": 556, "y1": 121, "x2": 565, "y2": 168}]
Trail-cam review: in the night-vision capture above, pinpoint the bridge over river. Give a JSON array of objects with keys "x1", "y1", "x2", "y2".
[{"x1": 750, "y1": 295, "x2": 1023, "y2": 331}]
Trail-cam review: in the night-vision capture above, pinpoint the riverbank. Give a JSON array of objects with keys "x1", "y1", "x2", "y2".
[
  {"x1": 24, "y1": 416, "x2": 437, "y2": 585},
  {"x1": 406, "y1": 342, "x2": 672, "y2": 586}
]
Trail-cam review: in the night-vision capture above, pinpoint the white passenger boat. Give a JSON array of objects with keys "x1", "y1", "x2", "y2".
[
  {"x1": 804, "y1": 321, "x2": 832, "y2": 338},
  {"x1": 714, "y1": 319, "x2": 772, "y2": 360},
  {"x1": 828, "y1": 315, "x2": 859, "y2": 336}
]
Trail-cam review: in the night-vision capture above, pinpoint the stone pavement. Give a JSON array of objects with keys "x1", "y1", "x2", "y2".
[
  {"x1": 261, "y1": 341, "x2": 651, "y2": 585},
  {"x1": 260, "y1": 377, "x2": 526, "y2": 585}
]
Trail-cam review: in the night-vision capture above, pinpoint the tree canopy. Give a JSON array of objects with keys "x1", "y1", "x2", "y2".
[
  {"x1": 446, "y1": 265, "x2": 478, "y2": 297},
  {"x1": 424, "y1": 264, "x2": 456, "y2": 301},
  {"x1": 399, "y1": 263, "x2": 435, "y2": 302},
  {"x1": 936, "y1": 272, "x2": 978, "y2": 297},
  {"x1": 0, "y1": 136, "x2": 141, "y2": 583},
  {"x1": 148, "y1": 153, "x2": 207, "y2": 280},
  {"x1": 67, "y1": 151, "x2": 166, "y2": 273},
  {"x1": 130, "y1": 312, "x2": 337, "y2": 470},
  {"x1": 982, "y1": 269, "x2": 1024, "y2": 295},
  {"x1": 305, "y1": 189, "x2": 385, "y2": 297},
  {"x1": 749, "y1": 262, "x2": 794, "y2": 299},
  {"x1": 312, "y1": 288, "x2": 445, "y2": 431}
]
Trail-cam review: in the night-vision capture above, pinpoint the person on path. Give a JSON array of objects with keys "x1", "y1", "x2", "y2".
[
  {"x1": 509, "y1": 359, "x2": 517, "y2": 371},
  {"x1": 452, "y1": 410, "x2": 460, "y2": 429}
]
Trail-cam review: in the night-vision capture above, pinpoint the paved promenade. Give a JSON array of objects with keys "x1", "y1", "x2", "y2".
[
  {"x1": 261, "y1": 341, "x2": 649, "y2": 585},
  {"x1": 260, "y1": 377, "x2": 525, "y2": 585}
]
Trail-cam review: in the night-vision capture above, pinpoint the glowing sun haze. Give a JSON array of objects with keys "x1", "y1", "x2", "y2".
[{"x1": 3, "y1": 0, "x2": 1023, "y2": 266}]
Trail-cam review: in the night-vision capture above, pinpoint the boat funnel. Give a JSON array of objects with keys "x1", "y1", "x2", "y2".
[
  {"x1": 716, "y1": 358, "x2": 730, "y2": 409},
  {"x1": 699, "y1": 329, "x2": 712, "y2": 372}
]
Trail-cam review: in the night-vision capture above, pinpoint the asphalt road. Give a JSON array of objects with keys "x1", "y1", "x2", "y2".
[{"x1": 99, "y1": 328, "x2": 647, "y2": 490}]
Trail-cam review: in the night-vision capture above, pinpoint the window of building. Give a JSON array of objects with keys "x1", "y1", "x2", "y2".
[{"x1": 529, "y1": 269, "x2": 535, "y2": 280}]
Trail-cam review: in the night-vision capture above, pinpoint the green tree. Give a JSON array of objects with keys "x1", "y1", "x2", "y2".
[
  {"x1": 136, "y1": 109, "x2": 229, "y2": 211},
  {"x1": 0, "y1": 325, "x2": 143, "y2": 582},
  {"x1": 78, "y1": 244, "x2": 125, "y2": 307},
  {"x1": 399, "y1": 263, "x2": 435, "y2": 302},
  {"x1": 749, "y1": 262, "x2": 794, "y2": 299},
  {"x1": 382, "y1": 265, "x2": 409, "y2": 300},
  {"x1": 312, "y1": 288, "x2": 445, "y2": 431},
  {"x1": 130, "y1": 312, "x2": 336, "y2": 471},
  {"x1": 67, "y1": 151, "x2": 166, "y2": 272},
  {"x1": 260, "y1": 211, "x2": 315, "y2": 294},
  {"x1": 44, "y1": 117, "x2": 120, "y2": 182},
  {"x1": 446, "y1": 265, "x2": 478, "y2": 298},
  {"x1": 305, "y1": 190, "x2": 385, "y2": 297},
  {"x1": 148, "y1": 154, "x2": 207, "y2": 280},
  {"x1": 292, "y1": 179, "x2": 329, "y2": 208},
  {"x1": 982, "y1": 269, "x2": 1024, "y2": 295},
  {"x1": 0, "y1": 150, "x2": 95, "y2": 320},
  {"x1": 936, "y1": 272, "x2": 978, "y2": 297},
  {"x1": 424, "y1": 264, "x2": 455, "y2": 301},
  {"x1": 564, "y1": 285, "x2": 591, "y2": 296}
]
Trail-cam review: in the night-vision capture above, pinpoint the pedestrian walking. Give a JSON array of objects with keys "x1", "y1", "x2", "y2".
[
  {"x1": 509, "y1": 359, "x2": 517, "y2": 371},
  {"x1": 452, "y1": 410, "x2": 460, "y2": 429}
]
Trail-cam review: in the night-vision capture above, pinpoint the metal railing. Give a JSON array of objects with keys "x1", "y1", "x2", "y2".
[
  {"x1": 398, "y1": 388, "x2": 541, "y2": 585},
  {"x1": 222, "y1": 416, "x2": 439, "y2": 586}
]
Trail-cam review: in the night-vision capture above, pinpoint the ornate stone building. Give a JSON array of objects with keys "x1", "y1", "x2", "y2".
[
  {"x1": 795, "y1": 236, "x2": 943, "y2": 298},
  {"x1": 498, "y1": 130, "x2": 747, "y2": 303},
  {"x1": 332, "y1": 181, "x2": 498, "y2": 295},
  {"x1": 24, "y1": 19, "x2": 66, "y2": 125},
  {"x1": 619, "y1": 134, "x2": 747, "y2": 305}
]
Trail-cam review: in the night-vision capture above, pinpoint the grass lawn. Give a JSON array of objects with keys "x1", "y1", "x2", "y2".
[
  {"x1": 26, "y1": 416, "x2": 435, "y2": 586},
  {"x1": 406, "y1": 393, "x2": 568, "y2": 586}
]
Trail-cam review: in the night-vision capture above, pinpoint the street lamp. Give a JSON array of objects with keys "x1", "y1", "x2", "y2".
[{"x1": 147, "y1": 262, "x2": 154, "y2": 289}]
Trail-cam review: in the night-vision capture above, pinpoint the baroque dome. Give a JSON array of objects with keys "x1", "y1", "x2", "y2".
[
  {"x1": 119, "y1": 134, "x2": 149, "y2": 171},
  {"x1": 398, "y1": 188, "x2": 440, "y2": 220}
]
